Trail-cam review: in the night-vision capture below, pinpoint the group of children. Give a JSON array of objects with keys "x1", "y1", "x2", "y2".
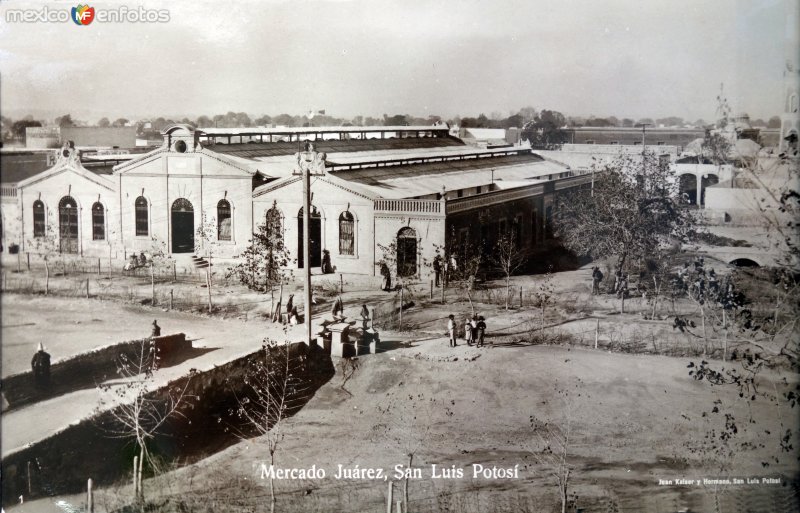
[{"x1": 446, "y1": 314, "x2": 487, "y2": 347}]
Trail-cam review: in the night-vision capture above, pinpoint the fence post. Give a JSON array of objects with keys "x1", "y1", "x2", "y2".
[
  {"x1": 87, "y1": 478, "x2": 93, "y2": 513},
  {"x1": 17, "y1": 251, "x2": 21, "y2": 273},
  {"x1": 170, "y1": 289, "x2": 174, "y2": 310},
  {"x1": 133, "y1": 456, "x2": 138, "y2": 496},
  {"x1": 520, "y1": 287, "x2": 523, "y2": 308},
  {"x1": 430, "y1": 280, "x2": 433, "y2": 300},
  {"x1": 595, "y1": 319, "x2": 599, "y2": 349},
  {"x1": 173, "y1": 261, "x2": 177, "y2": 281},
  {"x1": 98, "y1": 258, "x2": 101, "y2": 275},
  {"x1": 27, "y1": 252, "x2": 31, "y2": 271},
  {"x1": 340, "y1": 273, "x2": 343, "y2": 295},
  {"x1": 386, "y1": 481, "x2": 393, "y2": 513},
  {"x1": 86, "y1": 279, "x2": 90, "y2": 299},
  {"x1": 27, "y1": 461, "x2": 32, "y2": 494},
  {"x1": 441, "y1": 283, "x2": 445, "y2": 304}
]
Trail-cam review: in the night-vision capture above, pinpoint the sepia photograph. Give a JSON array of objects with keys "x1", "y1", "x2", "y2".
[{"x1": 0, "y1": 1, "x2": 798, "y2": 511}]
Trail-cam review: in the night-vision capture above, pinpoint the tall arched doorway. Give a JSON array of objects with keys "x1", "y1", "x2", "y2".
[
  {"x1": 700, "y1": 174, "x2": 719, "y2": 206},
  {"x1": 297, "y1": 206, "x2": 322, "y2": 268},
  {"x1": 397, "y1": 227, "x2": 417, "y2": 277},
  {"x1": 58, "y1": 196, "x2": 79, "y2": 253},
  {"x1": 678, "y1": 174, "x2": 697, "y2": 205},
  {"x1": 171, "y1": 198, "x2": 195, "y2": 253}
]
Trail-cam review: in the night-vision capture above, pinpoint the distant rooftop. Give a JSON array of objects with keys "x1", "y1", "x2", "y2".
[
  {"x1": 208, "y1": 136, "x2": 463, "y2": 161},
  {"x1": 196, "y1": 125, "x2": 449, "y2": 137}
]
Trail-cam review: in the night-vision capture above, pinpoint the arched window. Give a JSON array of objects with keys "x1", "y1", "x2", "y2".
[
  {"x1": 217, "y1": 199, "x2": 232, "y2": 241},
  {"x1": 135, "y1": 196, "x2": 148, "y2": 236},
  {"x1": 92, "y1": 202, "x2": 105, "y2": 240},
  {"x1": 397, "y1": 227, "x2": 418, "y2": 277},
  {"x1": 339, "y1": 211, "x2": 354, "y2": 255},
  {"x1": 58, "y1": 196, "x2": 79, "y2": 254},
  {"x1": 33, "y1": 200, "x2": 46, "y2": 238}
]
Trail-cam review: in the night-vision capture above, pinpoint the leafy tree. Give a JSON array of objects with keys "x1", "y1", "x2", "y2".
[
  {"x1": 112, "y1": 118, "x2": 129, "y2": 127},
  {"x1": 553, "y1": 151, "x2": 695, "y2": 275},
  {"x1": 767, "y1": 116, "x2": 781, "y2": 129},
  {"x1": 228, "y1": 215, "x2": 293, "y2": 294},
  {"x1": 97, "y1": 117, "x2": 110, "y2": 127},
  {"x1": 383, "y1": 114, "x2": 409, "y2": 126},
  {"x1": 655, "y1": 116, "x2": 684, "y2": 127},
  {"x1": 195, "y1": 115, "x2": 213, "y2": 128},
  {"x1": 272, "y1": 113, "x2": 295, "y2": 127},
  {"x1": 143, "y1": 238, "x2": 174, "y2": 307},
  {"x1": 11, "y1": 119, "x2": 42, "y2": 140},
  {"x1": 254, "y1": 115, "x2": 272, "y2": 126},
  {"x1": 584, "y1": 117, "x2": 614, "y2": 127},
  {"x1": 55, "y1": 114, "x2": 75, "y2": 127},
  {"x1": 521, "y1": 110, "x2": 569, "y2": 148},
  {"x1": 635, "y1": 117, "x2": 654, "y2": 126},
  {"x1": 621, "y1": 118, "x2": 635, "y2": 128},
  {"x1": 440, "y1": 229, "x2": 483, "y2": 316}
]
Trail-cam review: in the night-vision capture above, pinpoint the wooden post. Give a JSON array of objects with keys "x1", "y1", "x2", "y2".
[
  {"x1": 430, "y1": 280, "x2": 433, "y2": 300},
  {"x1": 520, "y1": 287, "x2": 523, "y2": 308},
  {"x1": 86, "y1": 279, "x2": 90, "y2": 298},
  {"x1": 595, "y1": 319, "x2": 599, "y2": 349},
  {"x1": 98, "y1": 258, "x2": 101, "y2": 274},
  {"x1": 173, "y1": 261, "x2": 177, "y2": 281},
  {"x1": 170, "y1": 289, "x2": 174, "y2": 310},
  {"x1": 17, "y1": 251, "x2": 21, "y2": 273},
  {"x1": 87, "y1": 478, "x2": 94, "y2": 513},
  {"x1": 27, "y1": 252, "x2": 31, "y2": 271},
  {"x1": 340, "y1": 273, "x2": 343, "y2": 295},
  {"x1": 133, "y1": 456, "x2": 139, "y2": 496},
  {"x1": 399, "y1": 285, "x2": 403, "y2": 330},
  {"x1": 27, "y1": 461, "x2": 32, "y2": 494},
  {"x1": 386, "y1": 481, "x2": 393, "y2": 513}
]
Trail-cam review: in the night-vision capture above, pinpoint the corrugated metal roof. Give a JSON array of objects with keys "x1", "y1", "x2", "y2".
[
  {"x1": 331, "y1": 154, "x2": 571, "y2": 199},
  {"x1": 200, "y1": 125, "x2": 448, "y2": 136},
  {"x1": 207, "y1": 136, "x2": 463, "y2": 161}
]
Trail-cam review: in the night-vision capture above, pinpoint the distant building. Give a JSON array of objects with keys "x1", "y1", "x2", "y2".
[
  {"x1": 566, "y1": 127, "x2": 705, "y2": 149},
  {"x1": 5, "y1": 125, "x2": 591, "y2": 280},
  {"x1": 24, "y1": 126, "x2": 137, "y2": 149}
]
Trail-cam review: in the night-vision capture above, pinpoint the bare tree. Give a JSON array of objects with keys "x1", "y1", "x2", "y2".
[
  {"x1": 231, "y1": 339, "x2": 310, "y2": 513},
  {"x1": 143, "y1": 237, "x2": 174, "y2": 307},
  {"x1": 490, "y1": 231, "x2": 528, "y2": 310},
  {"x1": 528, "y1": 382, "x2": 580, "y2": 513},
  {"x1": 27, "y1": 209, "x2": 59, "y2": 295},
  {"x1": 195, "y1": 213, "x2": 218, "y2": 311},
  {"x1": 96, "y1": 339, "x2": 195, "y2": 504}
]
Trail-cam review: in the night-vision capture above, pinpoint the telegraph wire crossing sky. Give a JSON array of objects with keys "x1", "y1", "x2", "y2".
[{"x1": 0, "y1": 0, "x2": 790, "y2": 122}]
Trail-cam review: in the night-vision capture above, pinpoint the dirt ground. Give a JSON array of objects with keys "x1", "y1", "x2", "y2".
[{"x1": 3, "y1": 258, "x2": 799, "y2": 512}]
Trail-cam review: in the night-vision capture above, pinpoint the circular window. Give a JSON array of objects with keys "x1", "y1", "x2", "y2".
[
  {"x1": 62, "y1": 149, "x2": 71, "y2": 158},
  {"x1": 174, "y1": 140, "x2": 187, "y2": 153}
]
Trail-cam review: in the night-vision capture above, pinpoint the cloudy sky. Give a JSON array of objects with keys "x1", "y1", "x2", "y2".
[{"x1": 0, "y1": 0, "x2": 792, "y2": 122}]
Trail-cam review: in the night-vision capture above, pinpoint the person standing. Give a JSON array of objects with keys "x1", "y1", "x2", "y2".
[
  {"x1": 447, "y1": 314, "x2": 456, "y2": 347},
  {"x1": 464, "y1": 316, "x2": 473, "y2": 346},
  {"x1": 591, "y1": 266, "x2": 603, "y2": 295},
  {"x1": 151, "y1": 319, "x2": 161, "y2": 337},
  {"x1": 433, "y1": 255, "x2": 442, "y2": 287},
  {"x1": 476, "y1": 316, "x2": 486, "y2": 347},
  {"x1": 31, "y1": 343, "x2": 51, "y2": 390}
]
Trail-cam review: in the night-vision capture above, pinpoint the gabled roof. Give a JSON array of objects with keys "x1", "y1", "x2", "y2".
[
  {"x1": 17, "y1": 156, "x2": 116, "y2": 192},
  {"x1": 112, "y1": 146, "x2": 264, "y2": 177}
]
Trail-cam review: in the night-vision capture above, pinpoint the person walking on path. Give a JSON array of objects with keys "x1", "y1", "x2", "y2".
[{"x1": 447, "y1": 315, "x2": 456, "y2": 347}]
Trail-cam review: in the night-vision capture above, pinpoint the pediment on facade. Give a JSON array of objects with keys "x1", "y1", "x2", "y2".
[{"x1": 17, "y1": 162, "x2": 116, "y2": 192}]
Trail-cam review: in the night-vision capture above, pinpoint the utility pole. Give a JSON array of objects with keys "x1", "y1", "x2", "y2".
[
  {"x1": 293, "y1": 142, "x2": 326, "y2": 344},
  {"x1": 635, "y1": 122, "x2": 652, "y2": 192}
]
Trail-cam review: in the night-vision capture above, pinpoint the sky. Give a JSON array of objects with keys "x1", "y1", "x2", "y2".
[{"x1": 0, "y1": 0, "x2": 794, "y2": 123}]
